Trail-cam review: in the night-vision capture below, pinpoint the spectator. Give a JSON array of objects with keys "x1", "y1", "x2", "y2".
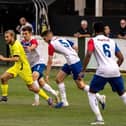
[
  {"x1": 104, "y1": 25, "x2": 114, "y2": 38},
  {"x1": 74, "y1": 20, "x2": 91, "y2": 38},
  {"x1": 16, "y1": 17, "x2": 34, "y2": 34},
  {"x1": 117, "y1": 19, "x2": 126, "y2": 39}
]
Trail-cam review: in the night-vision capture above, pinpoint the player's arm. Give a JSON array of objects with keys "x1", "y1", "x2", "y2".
[
  {"x1": 115, "y1": 44, "x2": 124, "y2": 66},
  {"x1": 78, "y1": 39, "x2": 94, "y2": 79},
  {"x1": 0, "y1": 45, "x2": 21, "y2": 62},
  {"x1": 46, "y1": 56, "x2": 53, "y2": 82},
  {"x1": 82, "y1": 39, "x2": 94, "y2": 72},
  {"x1": 27, "y1": 39, "x2": 38, "y2": 52},
  {"x1": 0, "y1": 55, "x2": 19, "y2": 62},
  {"x1": 45, "y1": 44, "x2": 55, "y2": 82},
  {"x1": 27, "y1": 44, "x2": 37, "y2": 51}
]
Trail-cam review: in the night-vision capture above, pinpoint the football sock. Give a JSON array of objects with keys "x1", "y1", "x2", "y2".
[
  {"x1": 96, "y1": 93, "x2": 103, "y2": 102},
  {"x1": 121, "y1": 92, "x2": 126, "y2": 104},
  {"x1": 84, "y1": 85, "x2": 89, "y2": 92},
  {"x1": 34, "y1": 93, "x2": 39, "y2": 103},
  {"x1": 83, "y1": 85, "x2": 102, "y2": 102},
  {"x1": 43, "y1": 83, "x2": 57, "y2": 96},
  {"x1": 34, "y1": 79, "x2": 49, "y2": 101},
  {"x1": 34, "y1": 81, "x2": 40, "y2": 103},
  {"x1": 1, "y1": 84, "x2": 8, "y2": 96},
  {"x1": 58, "y1": 82, "x2": 67, "y2": 103},
  {"x1": 38, "y1": 89, "x2": 49, "y2": 100},
  {"x1": 88, "y1": 92, "x2": 103, "y2": 121}
]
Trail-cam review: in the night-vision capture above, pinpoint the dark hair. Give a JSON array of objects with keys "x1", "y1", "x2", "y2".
[
  {"x1": 94, "y1": 22, "x2": 104, "y2": 33},
  {"x1": 41, "y1": 30, "x2": 52, "y2": 37},
  {"x1": 22, "y1": 26, "x2": 32, "y2": 33},
  {"x1": 5, "y1": 30, "x2": 16, "y2": 37}
]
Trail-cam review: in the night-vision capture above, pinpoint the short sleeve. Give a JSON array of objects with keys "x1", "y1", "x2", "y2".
[
  {"x1": 87, "y1": 39, "x2": 95, "y2": 52},
  {"x1": 115, "y1": 43, "x2": 120, "y2": 53},
  {"x1": 12, "y1": 44, "x2": 21, "y2": 56},
  {"x1": 48, "y1": 44, "x2": 55, "y2": 56},
  {"x1": 31, "y1": 39, "x2": 38, "y2": 46}
]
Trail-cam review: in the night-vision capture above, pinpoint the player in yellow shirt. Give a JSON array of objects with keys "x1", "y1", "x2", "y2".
[{"x1": 0, "y1": 30, "x2": 53, "y2": 106}]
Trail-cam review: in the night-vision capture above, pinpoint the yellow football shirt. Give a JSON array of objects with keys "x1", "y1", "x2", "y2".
[
  {"x1": 9, "y1": 40, "x2": 29, "y2": 66},
  {"x1": 7, "y1": 40, "x2": 33, "y2": 85}
]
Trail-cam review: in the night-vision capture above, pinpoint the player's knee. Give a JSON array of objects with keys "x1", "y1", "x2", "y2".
[
  {"x1": 38, "y1": 79, "x2": 45, "y2": 87},
  {"x1": 28, "y1": 86, "x2": 33, "y2": 91},
  {"x1": 77, "y1": 84, "x2": 84, "y2": 90},
  {"x1": 75, "y1": 81, "x2": 85, "y2": 90},
  {"x1": 56, "y1": 77, "x2": 62, "y2": 84},
  {"x1": 118, "y1": 91, "x2": 125, "y2": 96},
  {"x1": 32, "y1": 72, "x2": 39, "y2": 81},
  {"x1": 28, "y1": 85, "x2": 39, "y2": 93},
  {"x1": 121, "y1": 92, "x2": 126, "y2": 104},
  {"x1": 0, "y1": 75, "x2": 7, "y2": 83},
  {"x1": 27, "y1": 85, "x2": 34, "y2": 91}
]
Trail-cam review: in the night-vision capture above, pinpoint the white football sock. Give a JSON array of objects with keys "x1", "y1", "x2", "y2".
[
  {"x1": 83, "y1": 85, "x2": 89, "y2": 92},
  {"x1": 96, "y1": 93, "x2": 103, "y2": 102},
  {"x1": 58, "y1": 82, "x2": 68, "y2": 103},
  {"x1": 34, "y1": 80, "x2": 40, "y2": 103},
  {"x1": 88, "y1": 92, "x2": 103, "y2": 121},
  {"x1": 43, "y1": 83, "x2": 57, "y2": 96},
  {"x1": 34, "y1": 93, "x2": 39, "y2": 103},
  {"x1": 83, "y1": 85, "x2": 102, "y2": 102},
  {"x1": 121, "y1": 92, "x2": 126, "y2": 104}
]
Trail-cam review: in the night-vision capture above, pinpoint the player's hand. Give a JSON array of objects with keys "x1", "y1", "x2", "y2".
[
  {"x1": 45, "y1": 75, "x2": 49, "y2": 83},
  {"x1": 78, "y1": 71, "x2": 85, "y2": 80},
  {"x1": 0, "y1": 55, "x2": 4, "y2": 61}
]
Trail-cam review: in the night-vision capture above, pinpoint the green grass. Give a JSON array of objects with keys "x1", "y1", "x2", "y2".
[{"x1": 0, "y1": 67, "x2": 126, "y2": 126}]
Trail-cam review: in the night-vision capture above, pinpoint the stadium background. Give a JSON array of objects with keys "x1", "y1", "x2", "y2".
[{"x1": 0, "y1": 0, "x2": 126, "y2": 66}]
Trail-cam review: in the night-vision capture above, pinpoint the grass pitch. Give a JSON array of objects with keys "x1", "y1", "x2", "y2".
[{"x1": 0, "y1": 67, "x2": 126, "y2": 126}]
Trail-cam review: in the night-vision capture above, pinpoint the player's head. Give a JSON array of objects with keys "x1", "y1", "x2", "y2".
[
  {"x1": 93, "y1": 22, "x2": 104, "y2": 34},
  {"x1": 22, "y1": 26, "x2": 32, "y2": 41},
  {"x1": 19, "y1": 17, "x2": 27, "y2": 25},
  {"x1": 41, "y1": 30, "x2": 53, "y2": 43},
  {"x1": 4, "y1": 30, "x2": 16, "y2": 44}
]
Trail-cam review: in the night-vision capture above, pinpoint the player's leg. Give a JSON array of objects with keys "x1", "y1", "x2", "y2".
[
  {"x1": 0, "y1": 72, "x2": 14, "y2": 101},
  {"x1": 71, "y1": 61, "x2": 105, "y2": 123},
  {"x1": 56, "y1": 64, "x2": 70, "y2": 106},
  {"x1": 109, "y1": 76, "x2": 126, "y2": 104},
  {"x1": 0, "y1": 66, "x2": 18, "y2": 102},
  {"x1": 32, "y1": 64, "x2": 54, "y2": 106},
  {"x1": 27, "y1": 83, "x2": 53, "y2": 106},
  {"x1": 32, "y1": 64, "x2": 60, "y2": 105},
  {"x1": 121, "y1": 92, "x2": 126, "y2": 104},
  {"x1": 75, "y1": 79, "x2": 106, "y2": 109},
  {"x1": 31, "y1": 71, "x2": 40, "y2": 106},
  {"x1": 19, "y1": 66, "x2": 53, "y2": 106},
  {"x1": 71, "y1": 61, "x2": 106, "y2": 109},
  {"x1": 34, "y1": 64, "x2": 60, "y2": 103},
  {"x1": 31, "y1": 70, "x2": 41, "y2": 106},
  {"x1": 39, "y1": 78, "x2": 60, "y2": 103},
  {"x1": 88, "y1": 75, "x2": 107, "y2": 125},
  {"x1": 71, "y1": 61, "x2": 90, "y2": 91},
  {"x1": 31, "y1": 65, "x2": 40, "y2": 106}
]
